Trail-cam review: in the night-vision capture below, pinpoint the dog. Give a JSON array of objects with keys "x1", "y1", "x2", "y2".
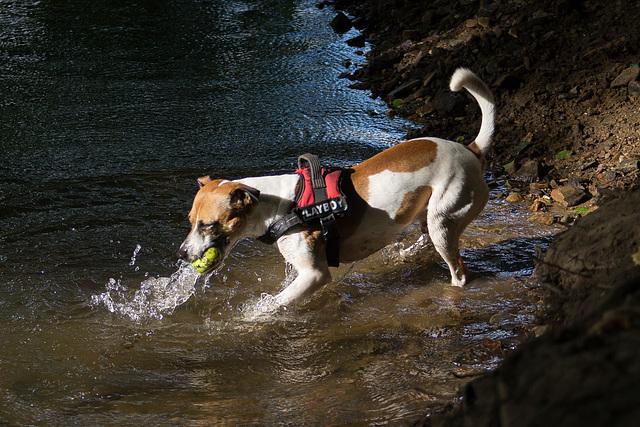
[{"x1": 177, "y1": 68, "x2": 495, "y2": 308}]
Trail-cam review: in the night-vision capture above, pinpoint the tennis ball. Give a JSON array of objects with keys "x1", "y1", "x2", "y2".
[{"x1": 191, "y1": 247, "x2": 220, "y2": 274}]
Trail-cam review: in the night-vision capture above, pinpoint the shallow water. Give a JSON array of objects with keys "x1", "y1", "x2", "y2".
[{"x1": 0, "y1": 0, "x2": 561, "y2": 424}]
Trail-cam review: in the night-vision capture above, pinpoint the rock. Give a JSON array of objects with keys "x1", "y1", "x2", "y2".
[
  {"x1": 530, "y1": 325, "x2": 549, "y2": 337},
  {"x1": 346, "y1": 34, "x2": 365, "y2": 48},
  {"x1": 629, "y1": 81, "x2": 640, "y2": 96},
  {"x1": 478, "y1": 17, "x2": 491, "y2": 28},
  {"x1": 330, "y1": 12, "x2": 352, "y2": 34},
  {"x1": 615, "y1": 158, "x2": 640, "y2": 173},
  {"x1": 432, "y1": 89, "x2": 465, "y2": 116},
  {"x1": 387, "y1": 78, "x2": 421, "y2": 100},
  {"x1": 513, "y1": 160, "x2": 541, "y2": 182},
  {"x1": 514, "y1": 91, "x2": 534, "y2": 107},
  {"x1": 506, "y1": 193, "x2": 523, "y2": 203},
  {"x1": 528, "y1": 213, "x2": 556, "y2": 226},
  {"x1": 466, "y1": 18, "x2": 478, "y2": 28},
  {"x1": 550, "y1": 185, "x2": 591, "y2": 207},
  {"x1": 530, "y1": 199, "x2": 547, "y2": 212},
  {"x1": 478, "y1": 4, "x2": 498, "y2": 16},
  {"x1": 416, "y1": 102, "x2": 435, "y2": 116},
  {"x1": 485, "y1": 59, "x2": 500, "y2": 75},
  {"x1": 610, "y1": 66, "x2": 640, "y2": 88}
]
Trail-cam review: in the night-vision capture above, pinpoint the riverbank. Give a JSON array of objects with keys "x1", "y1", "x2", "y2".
[{"x1": 328, "y1": 0, "x2": 640, "y2": 424}]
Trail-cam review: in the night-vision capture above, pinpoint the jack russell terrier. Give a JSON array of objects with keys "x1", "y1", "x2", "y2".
[{"x1": 178, "y1": 68, "x2": 495, "y2": 308}]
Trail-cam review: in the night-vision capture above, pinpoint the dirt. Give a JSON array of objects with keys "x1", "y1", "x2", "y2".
[{"x1": 326, "y1": 0, "x2": 640, "y2": 424}]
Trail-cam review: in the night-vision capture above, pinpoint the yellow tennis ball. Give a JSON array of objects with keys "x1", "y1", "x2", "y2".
[{"x1": 191, "y1": 247, "x2": 220, "y2": 274}]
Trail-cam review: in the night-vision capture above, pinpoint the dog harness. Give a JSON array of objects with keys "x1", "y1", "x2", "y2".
[{"x1": 259, "y1": 154, "x2": 348, "y2": 267}]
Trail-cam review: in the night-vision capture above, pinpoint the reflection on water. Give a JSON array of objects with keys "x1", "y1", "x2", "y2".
[{"x1": 0, "y1": 0, "x2": 561, "y2": 424}]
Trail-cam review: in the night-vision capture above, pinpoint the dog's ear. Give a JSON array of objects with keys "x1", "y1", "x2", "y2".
[
  {"x1": 230, "y1": 185, "x2": 260, "y2": 209},
  {"x1": 197, "y1": 175, "x2": 213, "y2": 188}
]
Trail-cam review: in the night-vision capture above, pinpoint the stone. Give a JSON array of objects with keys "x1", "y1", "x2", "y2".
[
  {"x1": 528, "y1": 213, "x2": 556, "y2": 226},
  {"x1": 330, "y1": 12, "x2": 352, "y2": 34},
  {"x1": 615, "y1": 158, "x2": 640, "y2": 173},
  {"x1": 629, "y1": 81, "x2": 640, "y2": 95},
  {"x1": 432, "y1": 89, "x2": 465, "y2": 116},
  {"x1": 550, "y1": 185, "x2": 591, "y2": 207},
  {"x1": 513, "y1": 160, "x2": 541, "y2": 182},
  {"x1": 478, "y1": 17, "x2": 491, "y2": 28},
  {"x1": 346, "y1": 34, "x2": 365, "y2": 48},
  {"x1": 387, "y1": 78, "x2": 422, "y2": 100},
  {"x1": 530, "y1": 199, "x2": 547, "y2": 212},
  {"x1": 610, "y1": 66, "x2": 640, "y2": 88},
  {"x1": 506, "y1": 193, "x2": 523, "y2": 203}
]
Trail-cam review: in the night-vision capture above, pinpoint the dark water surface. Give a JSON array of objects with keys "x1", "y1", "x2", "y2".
[{"x1": 1, "y1": 0, "x2": 559, "y2": 424}]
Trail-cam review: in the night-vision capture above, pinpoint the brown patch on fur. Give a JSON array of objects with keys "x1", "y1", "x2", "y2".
[
  {"x1": 188, "y1": 180, "x2": 256, "y2": 239},
  {"x1": 350, "y1": 138, "x2": 438, "y2": 201},
  {"x1": 394, "y1": 185, "x2": 433, "y2": 224},
  {"x1": 466, "y1": 141, "x2": 483, "y2": 158},
  {"x1": 466, "y1": 141, "x2": 486, "y2": 169},
  {"x1": 301, "y1": 228, "x2": 326, "y2": 263}
]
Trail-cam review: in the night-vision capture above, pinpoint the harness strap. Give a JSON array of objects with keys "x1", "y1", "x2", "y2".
[
  {"x1": 258, "y1": 154, "x2": 346, "y2": 268},
  {"x1": 298, "y1": 154, "x2": 328, "y2": 202}
]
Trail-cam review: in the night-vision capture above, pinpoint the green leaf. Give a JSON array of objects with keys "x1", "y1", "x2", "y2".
[
  {"x1": 509, "y1": 140, "x2": 530, "y2": 157},
  {"x1": 392, "y1": 98, "x2": 403, "y2": 108},
  {"x1": 572, "y1": 207, "x2": 590, "y2": 215},
  {"x1": 555, "y1": 150, "x2": 573, "y2": 160},
  {"x1": 503, "y1": 161, "x2": 515, "y2": 172}
]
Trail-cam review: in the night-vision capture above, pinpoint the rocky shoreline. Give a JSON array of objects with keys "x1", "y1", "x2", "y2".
[
  {"x1": 326, "y1": 0, "x2": 640, "y2": 424},
  {"x1": 329, "y1": 0, "x2": 638, "y2": 219}
]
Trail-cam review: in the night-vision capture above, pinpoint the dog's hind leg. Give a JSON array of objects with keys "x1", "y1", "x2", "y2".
[
  {"x1": 427, "y1": 184, "x2": 489, "y2": 287},
  {"x1": 427, "y1": 214, "x2": 470, "y2": 287}
]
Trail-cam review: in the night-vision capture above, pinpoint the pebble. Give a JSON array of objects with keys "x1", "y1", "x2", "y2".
[
  {"x1": 528, "y1": 213, "x2": 556, "y2": 226},
  {"x1": 550, "y1": 185, "x2": 591, "y2": 207},
  {"x1": 506, "y1": 193, "x2": 523, "y2": 203},
  {"x1": 531, "y1": 325, "x2": 549, "y2": 337},
  {"x1": 330, "y1": 12, "x2": 352, "y2": 34},
  {"x1": 513, "y1": 160, "x2": 541, "y2": 183},
  {"x1": 610, "y1": 66, "x2": 640, "y2": 88},
  {"x1": 478, "y1": 17, "x2": 491, "y2": 28},
  {"x1": 489, "y1": 313, "x2": 514, "y2": 325},
  {"x1": 530, "y1": 199, "x2": 546, "y2": 212}
]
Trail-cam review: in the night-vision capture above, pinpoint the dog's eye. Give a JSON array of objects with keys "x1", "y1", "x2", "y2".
[{"x1": 200, "y1": 221, "x2": 219, "y2": 231}]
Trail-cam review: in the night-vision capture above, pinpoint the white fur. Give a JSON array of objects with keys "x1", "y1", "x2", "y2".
[{"x1": 450, "y1": 68, "x2": 495, "y2": 153}]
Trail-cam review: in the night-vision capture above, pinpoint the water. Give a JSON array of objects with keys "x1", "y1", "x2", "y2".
[{"x1": 0, "y1": 0, "x2": 560, "y2": 424}]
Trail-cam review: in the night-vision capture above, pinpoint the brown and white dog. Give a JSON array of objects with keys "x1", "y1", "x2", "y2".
[{"x1": 178, "y1": 68, "x2": 495, "y2": 308}]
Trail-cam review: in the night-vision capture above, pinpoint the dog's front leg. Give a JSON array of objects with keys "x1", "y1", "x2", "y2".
[{"x1": 274, "y1": 229, "x2": 332, "y2": 307}]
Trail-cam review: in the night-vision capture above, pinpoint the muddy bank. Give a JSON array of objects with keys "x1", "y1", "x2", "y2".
[{"x1": 326, "y1": 0, "x2": 640, "y2": 424}]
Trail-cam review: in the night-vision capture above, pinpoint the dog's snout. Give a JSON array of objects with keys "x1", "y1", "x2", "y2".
[{"x1": 177, "y1": 246, "x2": 189, "y2": 260}]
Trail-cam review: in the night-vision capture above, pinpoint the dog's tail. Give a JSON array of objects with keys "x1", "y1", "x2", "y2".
[{"x1": 450, "y1": 68, "x2": 495, "y2": 155}]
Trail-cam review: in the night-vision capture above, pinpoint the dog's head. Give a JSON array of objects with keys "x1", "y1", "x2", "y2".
[{"x1": 177, "y1": 176, "x2": 260, "y2": 273}]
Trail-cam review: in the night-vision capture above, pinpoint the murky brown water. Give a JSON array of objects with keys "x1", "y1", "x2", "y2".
[{"x1": 0, "y1": 0, "x2": 561, "y2": 424}]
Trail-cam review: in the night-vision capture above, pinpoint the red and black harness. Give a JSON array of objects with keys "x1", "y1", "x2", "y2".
[{"x1": 259, "y1": 154, "x2": 348, "y2": 267}]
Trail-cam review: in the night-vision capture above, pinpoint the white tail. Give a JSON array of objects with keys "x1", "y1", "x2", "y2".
[{"x1": 450, "y1": 68, "x2": 495, "y2": 155}]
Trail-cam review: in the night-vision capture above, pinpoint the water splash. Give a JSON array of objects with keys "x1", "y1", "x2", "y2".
[
  {"x1": 91, "y1": 246, "x2": 207, "y2": 321},
  {"x1": 238, "y1": 292, "x2": 281, "y2": 321}
]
